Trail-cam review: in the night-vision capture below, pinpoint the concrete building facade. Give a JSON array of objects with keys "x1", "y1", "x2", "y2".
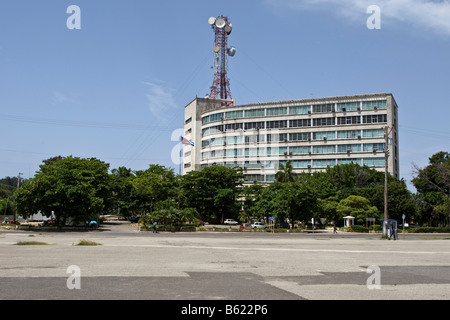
[{"x1": 183, "y1": 93, "x2": 399, "y2": 183}]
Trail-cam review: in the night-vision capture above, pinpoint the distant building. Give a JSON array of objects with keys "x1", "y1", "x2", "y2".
[{"x1": 183, "y1": 93, "x2": 399, "y2": 183}]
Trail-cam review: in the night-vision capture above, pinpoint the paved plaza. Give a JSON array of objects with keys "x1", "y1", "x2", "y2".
[{"x1": 0, "y1": 221, "x2": 449, "y2": 301}]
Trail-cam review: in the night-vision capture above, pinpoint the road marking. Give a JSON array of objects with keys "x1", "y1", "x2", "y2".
[{"x1": 104, "y1": 243, "x2": 450, "y2": 255}]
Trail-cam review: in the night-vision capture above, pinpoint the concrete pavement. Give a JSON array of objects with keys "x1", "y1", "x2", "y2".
[{"x1": 0, "y1": 221, "x2": 449, "y2": 300}]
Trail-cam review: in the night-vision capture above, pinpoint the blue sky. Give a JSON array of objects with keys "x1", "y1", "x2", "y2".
[{"x1": 0, "y1": 0, "x2": 449, "y2": 192}]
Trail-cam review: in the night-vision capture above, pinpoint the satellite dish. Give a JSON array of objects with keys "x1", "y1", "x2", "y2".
[
  {"x1": 225, "y1": 24, "x2": 232, "y2": 34},
  {"x1": 215, "y1": 18, "x2": 226, "y2": 28},
  {"x1": 227, "y1": 46, "x2": 236, "y2": 57},
  {"x1": 213, "y1": 46, "x2": 220, "y2": 53},
  {"x1": 208, "y1": 17, "x2": 216, "y2": 25}
]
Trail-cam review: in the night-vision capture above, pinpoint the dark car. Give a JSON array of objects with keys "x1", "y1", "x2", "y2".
[{"x1": 275, "y1": 222, "x2": 290, "y2": 229}]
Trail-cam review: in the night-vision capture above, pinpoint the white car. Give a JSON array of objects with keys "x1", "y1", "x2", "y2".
[
  {"x1": 251, "y1": 222, "x2": 268, "y2": 229},
  {"x1": 224, "y1": 219, "x2": 238, "y2": 225}
]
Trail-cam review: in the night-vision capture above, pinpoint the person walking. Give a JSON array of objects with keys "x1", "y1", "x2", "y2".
[{"x1": 152, "y1": 222, "x2": 158, "y2": 233}]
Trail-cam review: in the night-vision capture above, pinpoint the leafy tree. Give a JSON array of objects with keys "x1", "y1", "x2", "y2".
[
  {"x1": 241, "y1": 184, "x2": 264, "y2": 222},
  {"x1": 110, "y1": 166, "x2": 137, "y2": 218},
  {"x1": 275, "y1": 160, "x2": 296, "y2": 183},
  {"x1": 15, "y1": 156, "x2": 111, "y2": 227},
  {"x1": 412, "y1": 151, "x2": 450, "y2": 226},
  {"x1": 181, "y1": 165, "x2": 243, "y2": 223},
  {"x1": 253, "y1": 181, "x2": 317, "y2": 228},
  {"x1": 131, "y1": 165, "x2": 176, "y2": 214},
  {"x1": 336, "y1": 195, "x2": 380, "y2": 225}
]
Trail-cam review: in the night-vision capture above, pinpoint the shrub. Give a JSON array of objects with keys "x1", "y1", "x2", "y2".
[
  {"x1": 409, "y1": 227, "x2": 450, "y2": 233},
  {"x1": 76, "y1": 240, "x2": 102, "y2": 246},
  {"x1": 344, "y1": 225, "x2": 369, "y2": 233}
]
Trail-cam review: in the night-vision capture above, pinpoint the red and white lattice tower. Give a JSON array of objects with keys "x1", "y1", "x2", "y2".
[{"x1": 208, "y1": 16, "x2": 236, "y2": 106}]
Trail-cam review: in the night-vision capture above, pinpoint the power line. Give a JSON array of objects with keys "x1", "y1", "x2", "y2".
[{"x1": 0, "y1": 114, "x2": 171, "y2": 131}]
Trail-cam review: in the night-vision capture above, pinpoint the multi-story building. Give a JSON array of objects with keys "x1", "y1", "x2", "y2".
[{"x1": 183, "y1": 93, "x2": 399, "y2": 183}]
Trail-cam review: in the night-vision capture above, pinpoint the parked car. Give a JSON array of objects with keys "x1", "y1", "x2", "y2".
[
  {"x1": 251, "y1": 222, "x2": 268, "y2": 229},
  {"x1": 240, "y1": 223, "x2": 252, "y2": 229},
  {"x1": 198, "y1": 220, "x2": 205, "y2": 226},
  {"x1": 224, "y1": 219, "x2": 238, "y2": 225},
  {"x1": 275, "y1": 222, "x2": 290, "y2": 229}
]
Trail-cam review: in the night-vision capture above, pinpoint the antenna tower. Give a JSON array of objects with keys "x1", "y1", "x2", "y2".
[{"x1": 208, "y1": 15, "x2": 236, "y2": 106}]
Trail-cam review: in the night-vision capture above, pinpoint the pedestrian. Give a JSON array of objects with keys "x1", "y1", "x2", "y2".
[
  {"x1": 153, "y1": 222, "x2": 158, "y2": 233},
  {"x1": 333, "y1": 225, "x2": 337, "y2": 234}
]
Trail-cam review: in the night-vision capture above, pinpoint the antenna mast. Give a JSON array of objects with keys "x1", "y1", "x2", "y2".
[{"x1": 208, "y1": 15, "x2": 236, "y2": 106}]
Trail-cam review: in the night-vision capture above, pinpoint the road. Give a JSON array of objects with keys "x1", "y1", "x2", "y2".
[{"x1": 0, "y1": 220, "x2": 449, "y2": 303}]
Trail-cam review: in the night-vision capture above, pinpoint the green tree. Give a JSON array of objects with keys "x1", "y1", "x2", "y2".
[
  {"x1": 110, "y1": 166, "x2": 138, "y2": 218},
  {"x1": 15, "y1": 156, "x2": 111, "y2": 227},
  {"x1": 412, "y1": 151, "x2": 450, "y2": 226},
  {"x1": 131, "y1": 165, "x2": 176, "y2": 214},
  {"x1": 336, "y1": 195, "x2": 380, "y2": 225},
  {"x1": 275, "y1": 160, "x2": 296, "y2": 183},
  {"x1": 253, "y1": 181, "x2": 317, "y2": 228},
  {"x1": 181, "y1": 165, "x2": 243, "y2": 223}
]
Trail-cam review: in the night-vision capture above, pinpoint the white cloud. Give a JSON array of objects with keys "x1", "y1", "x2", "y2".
[
  {"x1": 264, "y1": 0, "x2": 450, "y2": 35},
  {"x1": 143, "y1": 81, "x2": 178, "y2": 123},
  {"x1": 52, "y1": 91, "x2": 75, "y2": 104}
]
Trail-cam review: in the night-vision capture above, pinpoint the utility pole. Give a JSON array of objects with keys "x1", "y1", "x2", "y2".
[
  {"x1": 14, "y1": 173, "x2": 22, "y2": 222},
  {"x1": 383, "y1": 126, "x2": 392, "y2": 236}
]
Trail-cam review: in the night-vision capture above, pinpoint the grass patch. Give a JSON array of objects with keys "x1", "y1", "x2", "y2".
[
  {"x1": 15, "y1": 241, "x2": 49, "y2": 245},
  {"x1": 76, "y1": 239, "x2": 102, "y2": 246}
]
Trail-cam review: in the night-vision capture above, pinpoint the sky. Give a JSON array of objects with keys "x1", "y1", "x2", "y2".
[{"x1": 0, "y1": 0, "x2": 449, "y2": 192}]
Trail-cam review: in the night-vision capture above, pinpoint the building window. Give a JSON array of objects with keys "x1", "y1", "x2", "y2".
[
  {"x1": 225, "y1": 110, "x2": 244, "y2": 119},
  {"x1": 337, "y1": 130, "x2": 361, "y2": 139},
  {"x1": 202, "y1": 125, "x2": 224, "y2": 136},
  {"x1": 245, "y1": 109, "x2": 265, "y2": 118},
  {"x1": 289, "y1": 132, "x2": 311, "y2": 141},
  {"x1": 313, "y1": 117, "x2": 335, "y2": 127},
  {"x1": 225, "y1": 123, "x2": 243, "y2": 131},
  {"x1": 266, "y1": 107, "x2": 287, "y2": 116},
  {"x1": 313, "y1": 145, "x2": 336, "y2": 154},
  {"x1": 336, "y1": 102, "x2": 360, "y2": 112},
  {"x1": 362, "y1": 114, "x2": 387, "y2": 124},
  {"x1": 337, "y1": 158, "x2": 362, "y2": 165},
  {"x1": 289, "y1": 146, "x2": 311, "y2": 155},
  {"x1": 289, "y1": 105, "x2": 311, "y2": 115},
  {"x1": 363, "y1": 157, "x2": 385, "y2": 167},
  {"x1": 267, "y1": 120, "x2": 288, "y2": 129},
  {"x1": 362, "y1": 100, "x2": 387, "y2": 110},
  {"x1": 313, "y1": 131, "x2": 336, "y2": 140},
  {"x1": 185, "y1": 117, "x2": 192, "y2": 124},
  {"x1": 313, "y1": 103, "x2": 335, "y2": 113},
  {"x1": 313, "y1": 159, "x2": 336, "y2": 168},
  {"x1": 289, "y1": 119, "x2": 311, "y2": 128},
  {"x1": 362, "y1": 129, "x2": 385, "y2": 138},
  {"x1": 363, "y1": 143, "x2": 385, "y2": 152},
  {"x1": 337, "y1": 144, "x2": 361, "y2": 153},
  {"x1": 337, "y1": 116, "x2": 361, "y2": 125},
  {"x1": 245, "y1": 121, "x2": 265, "y2": 130},
  {"x1": 292, "y1": 160, "x2": 311, "y2": 168}
]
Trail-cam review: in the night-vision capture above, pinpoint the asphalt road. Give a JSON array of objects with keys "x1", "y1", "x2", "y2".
[{"x1": 1, "y1": 221, "x2": 449, "y2": 303}]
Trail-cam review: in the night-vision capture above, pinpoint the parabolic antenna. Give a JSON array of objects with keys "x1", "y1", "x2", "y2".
[
  {"x1": 213, "y1": 45, "x2": 220, "y2": 53},
  {"x1": 208, "y1": 17, "x2": 216, "y2": 25},
  {"x1": 227, "y1": 46, "x2": 236, "y2": 57},
  {"x1": 215, "y1": 18, "x2": 226, "y2": 28},
  {"x1": 225, "y1": 24, "x2": 232, "y2": 34}
]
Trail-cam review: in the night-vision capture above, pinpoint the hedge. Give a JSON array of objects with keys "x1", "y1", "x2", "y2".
[
  {"x1": 342, "y1": 225, "x2": 370, "y2": 233},
  {"x1": 408, "y1": 227, "x2": 450, "y2": 233}
]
